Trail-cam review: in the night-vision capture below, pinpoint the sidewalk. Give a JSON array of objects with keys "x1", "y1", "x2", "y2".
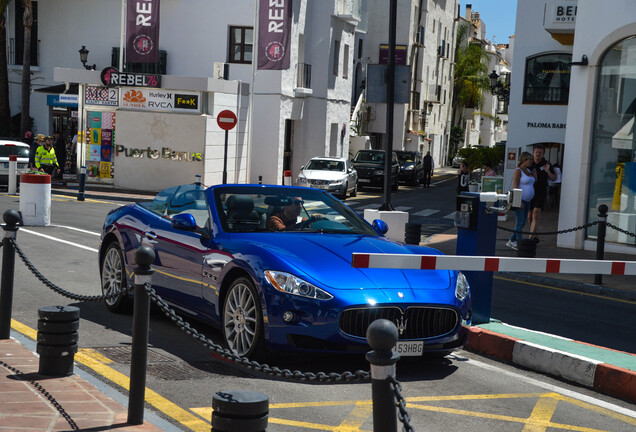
[
  {"x1": 22, "y1": 176, "x2": 635, "y2": 412},
  {"x1": 0, "y1": 336, "x2": 171, "y2": 431}
]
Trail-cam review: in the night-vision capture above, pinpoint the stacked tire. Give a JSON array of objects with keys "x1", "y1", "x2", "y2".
[
  {"x1": 516, "y1": 239, "x2": 537, "y2": 258},
  {"x1": 404, "y1": 223, "x2": 422, "y2": 245}
]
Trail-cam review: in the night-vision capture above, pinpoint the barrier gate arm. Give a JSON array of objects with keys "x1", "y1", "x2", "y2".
[{"x1": 351, "y1": 253, "x2": 636, "y2": 275}]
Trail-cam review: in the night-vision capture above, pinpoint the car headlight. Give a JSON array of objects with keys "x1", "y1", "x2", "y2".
[
  {"x1": 373, "y1": 169, "x2": 384, "y2": 175},
  {"x1": 329, "y1": 179, "x2": 344, "y2": 185},
  {"x1": 297, "y1": 176, "x2": 308, "y2": 185},
  {"x1": 455, "y1": 272, "x2": 470, "y2": 301},
  {"x1": 264, "y1": 270, "x2": 333, "y2": 301},
  {"x1": 403, "y1": 165, "x2": 414, "y2": 170}
]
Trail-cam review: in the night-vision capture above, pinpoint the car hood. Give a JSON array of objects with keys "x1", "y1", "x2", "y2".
[
  {"x1": 243, "y1": 233, "x2": 451, "y2": 292},
  {"x1": 299, "y1": 170, "x2": 346, "y2": 181}
]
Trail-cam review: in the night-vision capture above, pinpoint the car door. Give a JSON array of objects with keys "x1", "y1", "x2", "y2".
[
  {"x1": 145, "y1": 185, "x2": 209, "y2": 313},
  {"x1": 346, "y1": 160, "x2": 357, "y2": 189}
]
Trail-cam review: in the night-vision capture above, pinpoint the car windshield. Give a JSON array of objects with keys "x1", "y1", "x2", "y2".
[
  {"x1": 353, "y1": 151, "x2": 384, "y2": 164},
  {"x1": 213, "y1": 186, "x2": 379, "y2": 235},
  {"x1": 0, "y1": 145, "x2": 29, "y2": 158},
  {"x1": 396, "y1": 152, "x2": 416, "y2": 163},
  {"x1": 305, "y1": 159, "x2": 345, "y2": 171}
]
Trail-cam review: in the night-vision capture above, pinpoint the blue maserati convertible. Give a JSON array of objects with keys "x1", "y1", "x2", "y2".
[{"x1": 99, "y1": 183, "x2": 471, "y2": 359}]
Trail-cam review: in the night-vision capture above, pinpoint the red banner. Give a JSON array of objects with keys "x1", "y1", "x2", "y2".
[
  {"x1": 126, "y1": 0, "x2": 160, "y2": 64},
  {"x1": 257, "y1": 0, "x2": 292, "y2": 70}
]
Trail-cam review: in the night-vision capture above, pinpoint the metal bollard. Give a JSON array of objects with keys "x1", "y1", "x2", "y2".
[
  {"x1": 516, "y1": 238, "x2": 537, "y2": 258},
  {"x1": 36, "y1": 306, "x2": 80, "y2": 376},
  {"x1": 211, "y1": 390, "x2": 269, "y2": 432},
  {"x1": 366, "y1": 319, "x2": 400, "y2": 432},
  {"x1": 127, "y1": 246, "x2": 155, "y2": 425},
  {"x1": 595, "y1": 204, "x2": 608, "y2": 285},
  {"x1": 258, "y1": 175, "x2": 263, "y2": 185},
  {"x1": 77, "y1": 166, "x2": 86, "y2": 201},
  {"x1": 0, "y1": 210, "x2": 21, "y2": 339},
  {"x1": 8, "y1": 155, "x2": 17, "y2": 194}
]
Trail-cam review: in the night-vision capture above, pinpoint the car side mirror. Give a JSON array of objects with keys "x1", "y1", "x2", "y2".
[
  {"x1": 171, "y1": 213, "x2": 197, "y2": 231},
  {"x1": 300, "y1": 165, "x2": 305, "y2": 170},
  {"x1": 372, "y1": 219, "x2": 389, "y2": 235}
]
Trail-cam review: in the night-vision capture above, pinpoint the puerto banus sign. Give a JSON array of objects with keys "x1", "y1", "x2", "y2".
[
  {"x1": 115, "y1": 145, "x2": 202, "y2": 162},
  {"x1": 101, "y1": 67, "x2": 161, "y2": 88}
]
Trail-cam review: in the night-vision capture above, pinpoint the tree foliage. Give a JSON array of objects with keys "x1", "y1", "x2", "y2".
[{"x1": 457, "y1": 145, "x2": 504, "y2": 171}]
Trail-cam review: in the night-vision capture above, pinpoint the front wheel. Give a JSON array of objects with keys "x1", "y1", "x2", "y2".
[
  {"x1": 101, "y1": 242, "x2": 132, "y2": 313},
  {"x1": 223, "y1": 277, "x2": 266, "y2": 360}
]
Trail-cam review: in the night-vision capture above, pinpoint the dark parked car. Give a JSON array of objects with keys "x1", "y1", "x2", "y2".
[
  {"x1": 99, "y1": 183, "x2": 471, "y2": 360},
  {"x1": 395, "y1": 151, "x2": 424, "y2": 185},
  {"x1": 351, "y1": 149, "x2": 399, "y2": 191}
]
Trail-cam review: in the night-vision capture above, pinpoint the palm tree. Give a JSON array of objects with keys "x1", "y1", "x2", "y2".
[
  {"x1": 0, "y1": 0, "x2": 13, "y2": 135},
  {"x1": 19, "y1": 0, "x2": 32, "y2": 138},
  {"x1": 450, "y1": 23, "x2": 490, "y2": 158}
]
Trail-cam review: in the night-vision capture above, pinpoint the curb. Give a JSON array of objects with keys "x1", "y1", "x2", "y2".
[
  {"x1": 52, "y1": 189, "x2": 153, "y2": 203},
  {"x1": 465, "y1": 326, "x2": 636, "y2": 404}
]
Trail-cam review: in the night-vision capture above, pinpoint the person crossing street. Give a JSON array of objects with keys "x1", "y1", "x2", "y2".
[{"x1": 35, "y1": 135, "x2": 61, "y2": 178}]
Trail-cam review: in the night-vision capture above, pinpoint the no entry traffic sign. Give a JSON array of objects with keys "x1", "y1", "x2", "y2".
[{"x1": 217, "y1": 110, "x2": 237, "y2": 131}]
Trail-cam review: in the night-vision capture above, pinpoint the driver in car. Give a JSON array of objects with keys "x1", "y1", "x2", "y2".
[{"x1": 266, "y1": 197, "x2": 324, "y2": 231}]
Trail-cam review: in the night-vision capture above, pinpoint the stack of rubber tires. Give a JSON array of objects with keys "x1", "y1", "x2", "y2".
[{"x1": 404, "y1": 223, "x2": 422, "y2": 245}]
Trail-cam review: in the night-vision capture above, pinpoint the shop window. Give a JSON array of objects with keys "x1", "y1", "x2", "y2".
[
  {"x1": 13, "y1": 1, "x2": 38, "y2": 66},
  {"x1": 228, "y1": 26, "x2": 253, "y2": 64},
  {"x1": 587, "y1": 36, "x2": 636, "y2": 246},
  {"x1": 523, "y1": 53, "x2": 572, "y2": 105}
]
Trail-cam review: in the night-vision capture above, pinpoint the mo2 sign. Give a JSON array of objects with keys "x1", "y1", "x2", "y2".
[{"x1": 217, "y1": 110, "x2": 237, "y2": 131}]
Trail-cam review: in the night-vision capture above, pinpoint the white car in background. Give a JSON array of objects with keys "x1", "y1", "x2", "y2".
[
  {"x1": 296, "y1": 157, "x2": 358, "y2": 199},
  {"x1": 0, "y1": 140, "x2": 30, "y2": 187}
]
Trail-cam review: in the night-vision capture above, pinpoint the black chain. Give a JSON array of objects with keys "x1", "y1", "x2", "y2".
[
  {"x1": 10, "y1": 238, "x2": 133, "y2": 302},
  {"x1": 144, "y1": 283, "x2": 371, "y2": 383},
  {"x1": 0, "y1": 359, "x2": 79, "y2": 431},
  {"x1": 497, "y1": 221, "x2": 597, "y2": 236},
  {"x1": 607, "y1": 223, "x2": 636, "y2": 238},
  {"x1": 389, "y1": 375, "x2": 415, "y2": 432}
]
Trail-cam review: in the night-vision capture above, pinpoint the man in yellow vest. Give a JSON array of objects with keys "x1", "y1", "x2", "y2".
[{"x1": 35, "y1": 135, "x2": 61, "y2": 177}]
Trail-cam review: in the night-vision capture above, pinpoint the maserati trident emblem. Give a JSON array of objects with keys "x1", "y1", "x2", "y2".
[{"x1": 396, "y1": 315, "x2": 408, "y2": 335}]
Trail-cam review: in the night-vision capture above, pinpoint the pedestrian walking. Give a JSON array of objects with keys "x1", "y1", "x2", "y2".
[
  {"x1": 29, "y1": 133, "x2": 45, "y2": 170},
  {"x1": 423, "y1": 151, "x2": 434, "y2": 188},
  {"x1": 457, "y1": 161, "x2": 470, "y2": 194},
  {"x1": 528, "y1": 145, "x2": 556, "y2": 242},
  {"x1": 483, "y1": 162, "x2": 496, "y2": 176},
  {"x1": 35, "y1": 135, "x2": 61, "y2": 178},
  {"x1": 507, "y1": 152, "x2": 536, "y2": 250}
]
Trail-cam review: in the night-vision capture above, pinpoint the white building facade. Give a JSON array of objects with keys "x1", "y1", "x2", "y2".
[
  {"x1": 4, "y1": 0, "x2": 361, "y2": 189},
  {"x1": 507, "y1": 0, "x2": 636, "y2": 253}
]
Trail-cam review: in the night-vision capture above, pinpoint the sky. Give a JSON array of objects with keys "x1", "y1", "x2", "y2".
[{"x1": 459, "y1": 1, "x2": 518, "y2": 44}]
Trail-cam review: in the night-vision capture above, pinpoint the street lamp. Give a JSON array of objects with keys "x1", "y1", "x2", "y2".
[
  {"x1": 79, "y1": 46, "x2": 96, "y2": 70},
  {"x1": 489, "y1": 70, "x2": 509, "y2": 102},
  {"x1": 421, "y1": 102, "x2": 434, "y2": 129}
]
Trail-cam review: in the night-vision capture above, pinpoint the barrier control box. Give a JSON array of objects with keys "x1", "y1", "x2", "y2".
[{"x1": 455, "y1": 194, "x2": 479, "y2": 230}]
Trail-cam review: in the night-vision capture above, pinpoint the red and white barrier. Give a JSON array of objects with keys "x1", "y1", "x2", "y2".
[{"x1": 351, "y1": 253, "x2": 636, "y2": 275}]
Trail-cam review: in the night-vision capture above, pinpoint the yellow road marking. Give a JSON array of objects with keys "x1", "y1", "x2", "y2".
[
  {"x1": 335, "y1": 402, "x2": 373, "y2": 431},
  {"x1": 11, "y1": 319, "x2": 209, "y2": 432},
  {"x1": 51, "y1": 195, "x2": 123, "y2": 205},
  {"x1": 80, "y1": 348, "x2": 114, "y2": 364},
  {"x1": 494, "y1": 275, "x2": 636, "y2": 305},
  {"x1": 551, "y1": 393, "x2": 636, "y2": 426},
  {"x1": 522, "y1": 394, "x2": 559, "y2": 432}
]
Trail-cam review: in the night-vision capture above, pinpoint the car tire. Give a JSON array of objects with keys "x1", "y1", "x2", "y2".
[
  {"x1": 351, "y1": 184, "x2": 357, "y2": 197},
  {"x1": 100, "y1": 242, "x2": 132, "y2": 313},
  {"x1": 392, "y1": 177, "x2": 399, "y2": 191},
  {"x1": 340, "y1": 182, "x2": 348, "y2": 200},
  {"x1": 223, "y1": 277, "x2": 267, "y2": 360}
]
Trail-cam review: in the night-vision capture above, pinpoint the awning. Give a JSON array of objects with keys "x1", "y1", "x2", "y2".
[{"x1": 34, "y1": 83, "x2": 79, "y2": 95}]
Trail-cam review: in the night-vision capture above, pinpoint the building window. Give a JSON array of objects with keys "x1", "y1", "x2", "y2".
[
  {"x1": 523, "y1": 53, "x2": 572, "y2": 105},
  {"x1": 13, "y1": 1, "x2": 38, "y2": 66},
  {"x1": 229, "y1": 26, "x2": 253, "y2": 64},
  {"x1": 333, "y1": 40, "x2": 341, "y2": 75},
  {"x1": 587, "y1": 36, "x2": 636, "y2": 246},
  {"x1": 343, "y1": 44, "x2": 349, "y2": 78}
]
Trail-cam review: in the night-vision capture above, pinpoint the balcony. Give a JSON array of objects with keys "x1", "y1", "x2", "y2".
[
  {"x1": 335, "y1": 0, "x2": 361, "y2": 24},
  {"x1": 294, "y1": 63, "x2": 313, "y2": 97},
  {"x1": 111, "y1": 48, "x2": 167, "y2": 74}
]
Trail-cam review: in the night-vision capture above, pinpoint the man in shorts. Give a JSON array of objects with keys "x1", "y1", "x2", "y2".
[{"x1": 528, "y1": 145, "x2": 556, "y2": 242}]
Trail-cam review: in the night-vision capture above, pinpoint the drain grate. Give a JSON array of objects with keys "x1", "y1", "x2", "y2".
[{"x1": 90, "y1": 346, "x2": 174, "y2": 364}]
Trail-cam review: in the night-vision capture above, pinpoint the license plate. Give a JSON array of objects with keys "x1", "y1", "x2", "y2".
[
  {"x1": 358, "y1": 178, "x2": 370, "y2": 183},
  {"x1": 316, "y1": 184, "x2": 328, "y2": 189},
  {"x1": 395, "y1": 341, "x2": 423, "y2": 356}
]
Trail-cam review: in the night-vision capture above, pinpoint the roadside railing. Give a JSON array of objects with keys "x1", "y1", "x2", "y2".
[{"x1": 0, "y1": 209, "x2": 412, "y2": 431}]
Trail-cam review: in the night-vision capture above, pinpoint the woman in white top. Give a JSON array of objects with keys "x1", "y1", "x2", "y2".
[{"x1": 507, "y1": 152, "x2": 537, "y2": 250}]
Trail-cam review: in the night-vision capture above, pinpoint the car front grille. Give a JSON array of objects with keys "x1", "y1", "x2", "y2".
[
  {"x1": 309, "y1": 179, "x2": 328, "y2": 186},
  {"x1": 355, "y1": 167, "x2": 373, "y2": 177},
  {"x1": 339, "y1": 306, "x2": 459, "y2": 340}
]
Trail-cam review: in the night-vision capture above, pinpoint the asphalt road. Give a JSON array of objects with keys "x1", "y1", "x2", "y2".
[{"x1": 1, "y1": 189, "x2": 635, "y2": 431}]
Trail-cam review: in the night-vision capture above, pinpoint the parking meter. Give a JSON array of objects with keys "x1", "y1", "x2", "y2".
[{"x1": 455, "y1": 192, "x2": 497, "y2": 324}]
